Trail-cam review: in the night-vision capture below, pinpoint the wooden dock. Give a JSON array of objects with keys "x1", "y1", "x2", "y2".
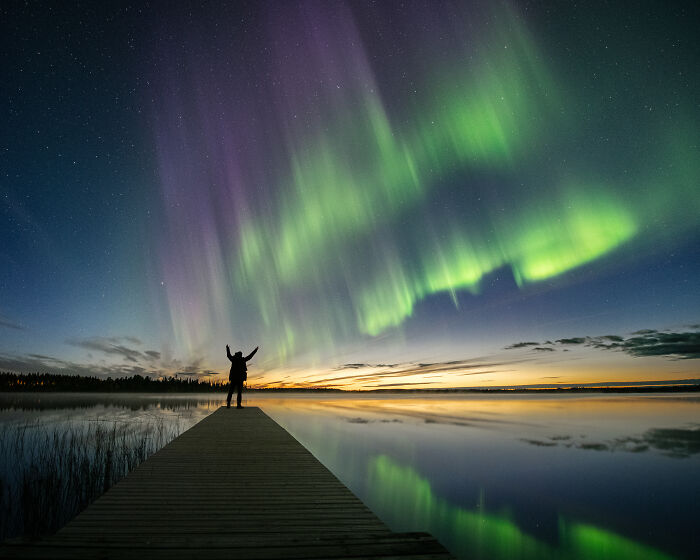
[{"x1": 2, "y1": 407, "x2": 452, "y2": 559}]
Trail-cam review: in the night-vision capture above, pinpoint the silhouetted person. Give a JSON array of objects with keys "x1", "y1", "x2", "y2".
[{"x1": 226, "y1": 344, "x2": 258, "y2": 409}]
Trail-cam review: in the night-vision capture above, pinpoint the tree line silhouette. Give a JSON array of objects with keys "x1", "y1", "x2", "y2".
[
  {"x1": 0, "y1": 372, "x2": 226, "y2": 393},
  {"x1": 0, "y1": 372, "x2": 343, "y2": 393},
  {"x1": 3, "y1": 371, "x2": 695, "y2": 394}
]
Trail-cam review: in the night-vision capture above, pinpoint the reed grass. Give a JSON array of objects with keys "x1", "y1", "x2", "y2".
[{"x1": 0, "y1": 416, "x2": 183, "y2": 540}]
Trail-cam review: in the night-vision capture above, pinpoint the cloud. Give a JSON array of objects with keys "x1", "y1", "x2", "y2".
[
  {"x1": 0, "y1": 315, "x2": 25, "y2": 330},
  {"x1": 504, "y1": 328, "x2": 700, "y2": 360},
  {"x1": 27, "y1": 353, "x2": 57, "y2": 360},
  {"x1": 457, "y1": 378, "x2": 700, "y2": 390},
  {"x1": 1, "y1": 332, "x2": 229, "y2": 382},
  {"x1": 335, "y1": 362, "x2": 399, "y2": 370},
  {"x1": 0, "y1": 351, "x2": 163, "y2": 379},
  {"x1": 592, "y1": 330, "x2": 700, "y2": 360},
  {"x1": 0, "y1": 332, "x2": 220, "y2": 380},
  {"x1": 622, "y1": 332, "x2": 700, "y2": 359},
  {"x1": 399, "y1": 359, "x2": 524, "y2": 376},
  {"x1": 66, "y1": 336, "x2": 147, "y2": 363},
  {"x1": 599, "y1": 335, "x2": 624, "y2": 342},
  {"x1": 504, "y1": 342, "x2": 539, "y2": 349},
  {"x1": 372, "y1": 381, "x2": 441, "y2": 387},
  {"x1": 309, "y1": 357, "x2": 527, "y2": 387},
  {"x1": 176, "y1": 370, "x2": 218, "y2": 376}
]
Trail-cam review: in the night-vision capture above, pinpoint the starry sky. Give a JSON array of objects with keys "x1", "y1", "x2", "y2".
[{"x1": 1, "y1": 1, "x2": 699, "y2": 389}]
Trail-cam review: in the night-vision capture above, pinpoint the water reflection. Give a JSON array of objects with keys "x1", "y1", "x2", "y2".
[
  {"x1": 369, "y1": 454, "x2": 672, "y2": 560},
  {"x1": 0, "y1": 393, "x2": 221, "y2": 540},
  {"x1": 522, "y1": 425, "x2": 700, "y2": 457},
  {"x1": 258, "y1": 393, "x2": 699, "y2": 560},
  {"x1": 0, "y1": 392, "x2": 697, "y2": 558},
  {"x1": 0, "y1": 392, "x2": 222, "y2": 412}
]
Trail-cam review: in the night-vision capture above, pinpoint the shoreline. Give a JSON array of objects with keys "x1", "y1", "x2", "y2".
[{"x1": 1, "y1": 384, "x2": 699, "y2": 395}]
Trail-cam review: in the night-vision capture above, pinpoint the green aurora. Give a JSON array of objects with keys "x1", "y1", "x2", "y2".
[
  {"x1": 222, "y1": 3, "x2": 698, "y2": 361},
  {"x1": 368, "y1": 454, "x2": 674, "y2": 560}
]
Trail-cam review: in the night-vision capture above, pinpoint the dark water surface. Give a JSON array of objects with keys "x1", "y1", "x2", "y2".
[{"x1": 1, "y1": 392, "x2": 697, "y2": 559}]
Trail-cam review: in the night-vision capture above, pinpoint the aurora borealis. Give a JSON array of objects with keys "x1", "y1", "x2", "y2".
[
  {"x1": 368, "y1": 454, "x2": 673, "y2": 560},
  {"x1": 1, "y1": 1, "x2": 699, "y2": 387}
]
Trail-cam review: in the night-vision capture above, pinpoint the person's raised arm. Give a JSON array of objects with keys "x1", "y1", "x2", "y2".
[
  {"x1": 226, "y1": 344, "x2": 234, "y2": 362},
  {"x1": 245, "y1": 346, "x2": 259, "y2": 361}
]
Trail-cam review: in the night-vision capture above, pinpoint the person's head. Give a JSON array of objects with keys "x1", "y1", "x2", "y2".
[{"x1": 235, "y1": 351, "x2": 243, "y2": 358}]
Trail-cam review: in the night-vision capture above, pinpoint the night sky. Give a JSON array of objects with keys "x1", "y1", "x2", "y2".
[{"x1": 2, "y1": 1, "x2": 699, "y2": 388}]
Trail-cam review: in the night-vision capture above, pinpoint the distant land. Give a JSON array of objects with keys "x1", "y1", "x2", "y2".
[{"x1": 1, "y1": 372, "x2": 699, "y2": 394}]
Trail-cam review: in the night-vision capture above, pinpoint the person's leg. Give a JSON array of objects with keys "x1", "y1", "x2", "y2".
[
  {"x1": 236, "y1": 380, "x2": 243, "y2": 408},
  {"x1": 227, "y1": 382, "x2": 234, "y2": 408}
]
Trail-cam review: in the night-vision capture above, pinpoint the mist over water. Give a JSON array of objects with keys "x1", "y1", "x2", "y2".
[{"x1": 1, "y1": 392, "x2": 698, "y2": 559}]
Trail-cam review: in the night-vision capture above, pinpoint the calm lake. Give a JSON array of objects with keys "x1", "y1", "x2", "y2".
[{"x1": 1, "y1": 392, "x2": 698, "y2": 559}]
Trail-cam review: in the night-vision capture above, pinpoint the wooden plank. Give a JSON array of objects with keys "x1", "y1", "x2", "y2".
[
  {"x1": 42, "y1": 533, "x2": 440, "y2": 546},
  {"x1": 1, "y1": 407, "x2": 452, "y2": 559}
]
